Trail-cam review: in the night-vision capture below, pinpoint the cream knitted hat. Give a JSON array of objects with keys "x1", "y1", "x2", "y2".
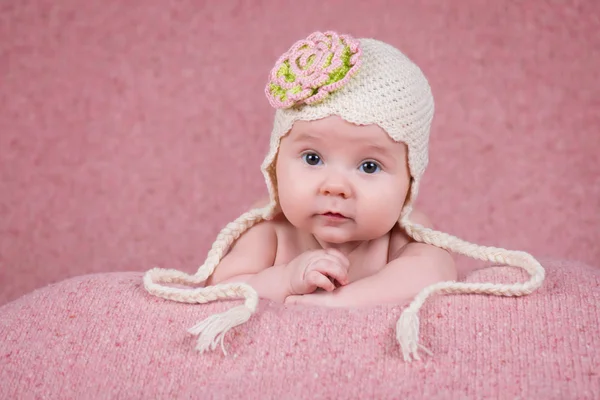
[{"x1": 144, "y1": 31, "x2": 546, "y2": 362}]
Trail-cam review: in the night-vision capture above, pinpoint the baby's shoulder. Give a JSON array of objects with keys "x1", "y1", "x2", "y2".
[
  {"x1": 388, "y1": 209, "x2": 434, "y2": 259},
  {"x1": 389, "y1": 209, "x2": 457, "y2": 280},
  {"x1": 246, "y1": 211, "x2": 306, "y2": 266},
  {"x1": 248, "y1": 196, "x2": 297, "y2": 236},
  {"x1": 239, "y1": 207, "x2": 297, "y2": 250}
]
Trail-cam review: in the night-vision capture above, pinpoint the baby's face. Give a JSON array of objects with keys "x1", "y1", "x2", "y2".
[{"x1": 275, "y1": 115, "x2": 410, "y2": 244}]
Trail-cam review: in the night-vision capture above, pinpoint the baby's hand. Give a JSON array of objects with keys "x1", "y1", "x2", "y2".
[{"x1": 286, "y1": 249, "x2": 350, "y2": 295}]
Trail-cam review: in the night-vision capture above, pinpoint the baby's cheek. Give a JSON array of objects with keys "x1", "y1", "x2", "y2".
[
  {"x1": 367, "y1": 191, "x2": 403, "y2": 228},
  {"x1": 277, "y1": 182, "x2": 310, "y2": 226},
  {"x1": 361, "y1": 206, "x2": 397, "y2": 237}
]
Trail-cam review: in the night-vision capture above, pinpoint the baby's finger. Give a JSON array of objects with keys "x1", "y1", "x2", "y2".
[
  {"x1": 306, "y1": 249, "x2": 349, "y2": 270},
  {"x1": 314, "y1": 252, "x2": 349, "y2": 271},
  {"x1": 306, "y1": 271, "x2": 336, "y2": 292},
  {"x1": 309, "y1": 257, "x2": 349, "y2": 286}
]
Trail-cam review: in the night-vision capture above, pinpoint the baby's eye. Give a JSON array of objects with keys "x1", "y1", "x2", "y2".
[
  {"x1": 359, "y1": 161, "x2": 381, "y2": 174},
  {"x1": 302, "y1": 152, "x2": 322, "y2": 166}
]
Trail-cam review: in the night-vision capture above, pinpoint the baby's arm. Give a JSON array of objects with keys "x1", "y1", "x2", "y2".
[
  {"x1": 287, "y1": 243, "x2": 455, "y2": 307},
  {"x1": 206, "y1": 221, "x2": 292, "y2": 303},
  {"x1": 286, "y1": 211, "x2": 457, "y2": 308}
]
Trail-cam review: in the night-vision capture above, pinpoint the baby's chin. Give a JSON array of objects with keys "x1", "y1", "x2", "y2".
[{"x1": 310, "y1": 226, "x2": 385, "y2": 245}]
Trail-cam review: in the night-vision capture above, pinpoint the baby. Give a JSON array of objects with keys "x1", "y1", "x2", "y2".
[
  {"x1": 206, "y1": 115, "x2": 457, "y2": 308},
  {"x1": 144, "y1": 31, "x2": 545, "y2": 361}
]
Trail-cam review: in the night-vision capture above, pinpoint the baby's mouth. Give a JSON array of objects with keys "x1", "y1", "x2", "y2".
[{"x1": 321, "y1": 212, "x2": 348, "y2": 219}]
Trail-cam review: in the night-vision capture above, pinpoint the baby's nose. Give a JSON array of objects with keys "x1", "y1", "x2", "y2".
[{"x1": 320, "y1": 178, "x2": 351, "y2": 199}]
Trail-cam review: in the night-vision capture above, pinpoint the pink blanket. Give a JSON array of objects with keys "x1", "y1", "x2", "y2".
[{"x1": 1, "y1": 259, "x2": 598, "y2": 399}]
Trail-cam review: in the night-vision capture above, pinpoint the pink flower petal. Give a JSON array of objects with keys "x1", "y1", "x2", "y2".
[{"x1": 265, "y1": 31, "x2": 363, "y2": 109}]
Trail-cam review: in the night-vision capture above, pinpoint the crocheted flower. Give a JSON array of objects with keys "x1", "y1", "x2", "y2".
[{"x1": 265, "y1": 31, "x2": 362, "y2": 109}]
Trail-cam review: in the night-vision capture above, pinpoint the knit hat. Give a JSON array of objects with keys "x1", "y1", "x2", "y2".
[{"x1": 143, "y1": 31, "x2": 546, "y2": 362}]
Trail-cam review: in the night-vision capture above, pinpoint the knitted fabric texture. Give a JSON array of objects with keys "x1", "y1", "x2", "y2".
[
  {"x1": 143, "y1": 32, "x2": 546, "y2": 361},
  {"x1": 3, "y1": 260, "x2": 598, "y2": 399}
]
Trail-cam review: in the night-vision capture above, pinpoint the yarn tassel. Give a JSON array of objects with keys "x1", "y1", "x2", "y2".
[
  {"x1": 396, "y1": 309, "x2": 433, "y2": 362},
  {"x1": 188, "y1": 305, "x2": 253, "y2": 355}
]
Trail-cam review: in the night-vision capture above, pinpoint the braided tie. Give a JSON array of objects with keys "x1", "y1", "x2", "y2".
[
  {"x1": 142, "y1": 206, "x2": 273, "y2": 354},
  {"x1": 396, "y1": 216, "x2": 546, "y2": 362}
]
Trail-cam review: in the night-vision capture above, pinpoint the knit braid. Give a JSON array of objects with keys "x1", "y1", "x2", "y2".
[
  {"x1": 395, "y1": 216, "x2": 546, "y2": 362},
  {"x1": 142, "y1": 205, "x2": 274, "y2": 353},
  {"x1": 143, "y1": 207, "x2": 267, "y2": 291},
  {"x1": 402, "y1": 220, "x2": 545, "y2": 283},
  {"x1": 142, "y1": 279, "x2": 259, "y2": 305}
]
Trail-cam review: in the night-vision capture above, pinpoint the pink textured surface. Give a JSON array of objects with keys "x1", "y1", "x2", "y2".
[
  {"x1": 1, "y1": 259, "x2": 598, "y2": 399},
  {"x1": 1, "y1": 1, "x2": 599, "y2": 305}
]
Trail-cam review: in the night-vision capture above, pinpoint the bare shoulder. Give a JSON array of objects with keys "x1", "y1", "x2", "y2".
[
  {"x1": 388, "y1": 208, "x2": 434, "y2": 259},
  {"x1": 389, "y1": 209, "x2": 457, "y2": 281},
  {"x1": 206, "y1": 215, "x2": 278, "y2": 285}
]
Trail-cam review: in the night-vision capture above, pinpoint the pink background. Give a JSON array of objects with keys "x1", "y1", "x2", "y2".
[{"x1": 1, "y1": 0, "x2": 599, "y2": 305}]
